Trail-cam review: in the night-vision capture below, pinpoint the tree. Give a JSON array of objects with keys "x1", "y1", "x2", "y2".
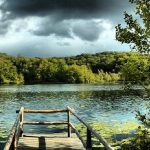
[
  {"x1": 116, "y1": 0, "x2": 150, "y2": 85},
  {"x1": 116, "y1": 0, "x2": 150, "y2": 53},
  {"x1": 116, "y1": 1, "x2": 150, "y2": 149},
  {"x1": 0, "y1": 58, "x2": 24, "y2": 84},
  {"x1": 121, "y1": 57, "x2": 150, "y2": 86}
]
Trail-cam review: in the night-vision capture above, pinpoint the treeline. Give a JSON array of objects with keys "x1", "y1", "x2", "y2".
[{"x1": 0, "y1": 52, "x2": 149, "y2": 84}]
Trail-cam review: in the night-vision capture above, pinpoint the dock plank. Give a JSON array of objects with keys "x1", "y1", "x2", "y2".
[{"x1": 17, "y1": 133, "x2": 85, "y2": 150}]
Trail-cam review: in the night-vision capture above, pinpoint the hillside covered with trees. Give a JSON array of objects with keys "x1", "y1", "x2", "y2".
[{"x1": 0, "y1": 51, "x2": 150, "y2": 85}]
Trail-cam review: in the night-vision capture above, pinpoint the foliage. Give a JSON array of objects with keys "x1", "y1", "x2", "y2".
[
  {"x1": 120, "y1": 55, "x2": 150, "y2": 86},
  {"x1": 0, "y1": 57, "x2": 24, "y2": 84},
  {"x1": 120, "y1": 127, "x2": 150, "y2": 150},
  {"x1": 116, "y1": 0, "x2": 150, "y2": 149},
  {"x1": 116, "y1": 0, "x2": 150, "y2": 53},
  {"x1": 0, "y1": 52, "x2": 130, "y2": 84},
  {"x1": 1, "y1": 51, "x2": 150, "y2": 85}
]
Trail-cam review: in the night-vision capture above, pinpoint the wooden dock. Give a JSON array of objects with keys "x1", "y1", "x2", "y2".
[
  {"x1": 3, "y1": 107, "x2": 113, "y2": 150},
  {"x1": 17, "y1": 133, "x2": 85, "y2": 150}
]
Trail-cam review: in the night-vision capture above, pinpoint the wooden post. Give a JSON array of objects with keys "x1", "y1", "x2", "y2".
[
  {"x1": 11, "y1": 134, "x2": 15, "y2": 150},
  {"x1": 67, "y1": 110, "x2": 71, "y2": 137},
  {"x1": 20, "y1": 107, "x2": 24, "y2": 137},
  {"x1": 14, "y1": 134, "x2": 17, "y2": 150},
  {"x1": 68, "y1": 107, "x2": 113, "y2": 150},
  {"x1": 86, "y1": 128, "x2": 92, "y2": 150}
]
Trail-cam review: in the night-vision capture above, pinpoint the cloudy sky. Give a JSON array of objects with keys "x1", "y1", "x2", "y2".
[{"x1": 0, "y1": 0, "x2": 134, "y2": 57}]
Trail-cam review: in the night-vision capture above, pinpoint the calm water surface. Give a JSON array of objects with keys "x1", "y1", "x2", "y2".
[{"x1": 0, "y1": 84, "x2": 149, "y2": 148}]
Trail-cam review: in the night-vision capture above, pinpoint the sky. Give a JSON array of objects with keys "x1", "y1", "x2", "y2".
[{"x1": 0, "y1": 0, "x2": 134, "y2": 57}]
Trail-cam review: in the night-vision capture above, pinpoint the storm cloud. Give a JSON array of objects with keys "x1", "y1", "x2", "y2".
[
  {"x1": 31, "y1": 18, "x2": 72, "y2": 38},
  {"x1": 1, "y1": 0, "x2": 131, "y2": 19},
  {"x1": 73, "y1": 20, "x2": 103, "y2": 41},
  {"x1": 0, "y1": 0, "x2": 133, "y2": 56},
  {"x1": 31, "y1": 18, "x2": 105, "y2": 41}
]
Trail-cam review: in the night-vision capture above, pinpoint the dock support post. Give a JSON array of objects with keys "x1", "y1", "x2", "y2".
[
  {"x1": 86, "y1": 128, "x2": 92, "y2": 150},
  {"x1": 20, "y1": 107, "x2": 24, "y2": 137},
  {"x1": 67, "y1": 110, "x2": 71, "y2": 137}
]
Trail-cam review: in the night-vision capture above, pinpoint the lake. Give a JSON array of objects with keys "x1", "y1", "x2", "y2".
[{"x1": 0, "y1": 84, "x2": 149, "y2": 148}]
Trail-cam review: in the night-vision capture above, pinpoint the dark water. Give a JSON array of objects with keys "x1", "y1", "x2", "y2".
[{"x1": 0, "y1": 84, "x2": 149, "y2": 148}]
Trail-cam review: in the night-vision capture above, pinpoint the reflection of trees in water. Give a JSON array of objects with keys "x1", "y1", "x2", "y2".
[
  {"x1": 0, "y1": 89, "x2": 148, "y2": 114},
  {"x1": 0, "y1": 87, "x2": 146, "y2": 100},
  {"x1": 91, "y1": 89, "x2": 146, "y2": 98}
]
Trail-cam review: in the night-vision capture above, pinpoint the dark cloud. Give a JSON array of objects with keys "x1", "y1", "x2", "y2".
[
  {"x1": 73, "y1": 20, "x2": 103, "y2": 41},
  {"x1": 0, "y1": 0, "x2": 133, "y2": 36},
  {"x1": 0, "y1": 0, "x2": 132, "y2": 56},
  {"x1": 1, "y1": 0, "x2": 99, "y2": 15},
  {"x1": 0, "y1": 20, "x2": 11, "y2": 34},
  {"x1": 31, "y1": 19, "x2": 105, "y2": 41},
  {"x1": 31, "y1": 19, "x2": 72, "y2": 38},
  {"x1": 1, "y1": 0, "x2": 131, "y2": 20}
]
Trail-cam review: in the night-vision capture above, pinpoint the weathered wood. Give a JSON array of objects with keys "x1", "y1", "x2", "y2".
[
  {"x1": 17, "y1": 133, "x2": 85, "y2": 150},
  {"x1": 24, "y1": 109, "x2": 67, "y2": 113},
  {"x1": 14, "y1": 124, "x2": 22, "y2": 149},
  {"x1": 70, "y1": 123, "x2": 86, "y2": 148},
  {"x1": 20, "y1": 107, "x2": 24, "y2": 137},
  {"x1": 86, "y1": 128, "x2": 92, "y2": 149},
  {"x1": 67, "y1": 110, "x2": 71, "y2": 137},
  {"x1": 22, "y1": 133, "x2": 78, "y2": 138},
  {"x1": 5, "y1": 107, "x2": 112, "y2": 150},
  {"x1": 4, "y1": 107, "x2": 24, "y2": 150},
  {"x1": 67, "y1": 106, "x2": 113, "y2": 150},
  {"x1": 23, "y1": 121, "x2": 68, "y2": 125}
]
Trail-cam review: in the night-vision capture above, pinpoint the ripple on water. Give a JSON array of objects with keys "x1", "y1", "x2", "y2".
[{"x1": 0, "y1": 84, "x2": 149, "y2": 148}]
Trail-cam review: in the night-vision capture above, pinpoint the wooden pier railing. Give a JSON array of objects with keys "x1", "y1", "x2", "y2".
[
  {"x1": 4, "y1": 106, "x2": 113, "y2": 150},
  {"x1": 4, "y1": 107, "x2": 24, "y2": 150}
]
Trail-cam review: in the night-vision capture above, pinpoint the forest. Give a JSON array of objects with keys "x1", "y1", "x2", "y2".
[{"x1": 0, "y1": 51, "x2": 150, "y2": 85}]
